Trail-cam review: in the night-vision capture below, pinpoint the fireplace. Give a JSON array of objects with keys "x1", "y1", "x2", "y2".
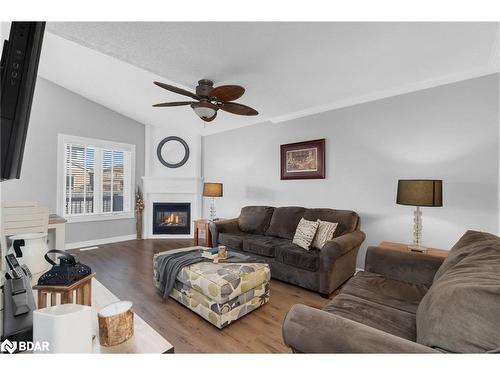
[{"x1": 152, "y1": 202, "x2": 191, "y2": 235}]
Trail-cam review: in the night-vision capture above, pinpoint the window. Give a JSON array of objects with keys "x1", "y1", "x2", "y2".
[{"x1": 57, "y1": 134, "x2": 135, "y2": 222}]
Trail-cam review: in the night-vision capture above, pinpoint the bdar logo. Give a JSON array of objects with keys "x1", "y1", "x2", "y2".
[{"x1": 0, "y1": 339, "x2": 17, "y2": 354}]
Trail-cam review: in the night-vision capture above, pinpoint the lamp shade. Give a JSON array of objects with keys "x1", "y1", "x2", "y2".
[
  {"x1": 397, "y1": 180, "x2": 442, "y2": 207},
  {"x1": 203, "y1": 182, "x2": 223, "y2": 197},
  {"x1": 191, "y1": 102, "x2": 217, "y2": 120}
]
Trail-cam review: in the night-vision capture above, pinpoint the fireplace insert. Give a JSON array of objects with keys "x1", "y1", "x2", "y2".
[{"x1": 153, "y1": 202, "x2": 191, "y2": 235}]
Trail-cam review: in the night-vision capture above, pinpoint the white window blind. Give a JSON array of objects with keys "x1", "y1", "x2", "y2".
[
  {"x1": 59, "y1": 135, "x2": 134, "y2": 221},
  {"x1": 65, "y1": 144, "x2": 95, "y2": 215},
  {"x1": 102, "y1": 149, "x2": 125, "y2": 213}
]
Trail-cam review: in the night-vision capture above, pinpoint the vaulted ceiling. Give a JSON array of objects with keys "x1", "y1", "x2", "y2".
[{"x1": 40, "y1": 22, "x2": 500, "y2": 135}]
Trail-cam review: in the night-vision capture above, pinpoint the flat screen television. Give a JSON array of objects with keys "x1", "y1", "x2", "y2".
[{"x1": 1, "y1": 22, "x2": 45, "y2": 181}]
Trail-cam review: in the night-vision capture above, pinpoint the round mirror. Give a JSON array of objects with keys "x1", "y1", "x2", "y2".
[{"x1": 157, "y1": 136, "x2": 190, "y2": 168}]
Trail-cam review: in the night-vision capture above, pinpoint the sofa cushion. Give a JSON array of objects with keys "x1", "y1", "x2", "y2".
[
  {"x1": 416, "y1": 230, "x2": 500, "y2": 353},
  {"x1": 218, "y1": 232, "x2": 247, "y2": 250},
  {"x1": 275, "y1": 242, "x2": 320, "y2": 272},
  {"x1": 303, "y1": 208, "x2": 358, "y2": 237},
  {"x1": 243, "y1": 235, "x2": 288, "y2": 258},
  {"x1": 433, "y1": 230, "x2": 499, "y2": 282},
  {"x1": 340, "y1": 271, "x2": 429, "y2": 314},
  {"x1": 238, "y1": 206, "x2": 275, "y2": 234},
  {"x1": 323, "y1": 293, "x2": 416, "y2": 341},
  {"x1": 265, "y1": 206, "x2": 306, "y2": 239}
]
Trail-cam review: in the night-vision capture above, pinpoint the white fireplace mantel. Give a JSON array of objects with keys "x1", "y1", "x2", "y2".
[{"x1": 141, "y1": 176, "x2": 203, "y2": 239}]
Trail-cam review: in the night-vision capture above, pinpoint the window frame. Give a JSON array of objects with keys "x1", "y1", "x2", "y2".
[{"x1": 57, "y1": 134, "x2": 136, "y2": 223}]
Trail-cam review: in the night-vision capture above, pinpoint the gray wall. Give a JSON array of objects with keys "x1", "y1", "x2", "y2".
[
  {"x1": 2, "y1": 78, "x2": 145, "y2": 243},
  {"x1": 202, "y1": 74, "x2": 499, "y2": 268}
]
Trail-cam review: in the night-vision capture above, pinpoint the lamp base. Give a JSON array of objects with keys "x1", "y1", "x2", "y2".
[
  {"x1": 409, "y1": 206, "x2": 426, "y2": 253},
  {"x1": 209, "y1": 197, "x2": 216, "y2": 221},
  {"x1": 408, "y1": 244, "x2": 427, "y2": 253}
]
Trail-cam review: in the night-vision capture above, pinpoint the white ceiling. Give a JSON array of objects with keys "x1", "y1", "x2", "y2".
[{"x1": 41, "y1": 22, "x2": 500, "y2": 135}]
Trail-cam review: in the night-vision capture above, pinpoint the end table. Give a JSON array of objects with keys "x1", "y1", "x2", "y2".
[
  {"x1": 194, "y1": 219, "x2": 212, "y2": 247},
  {"x1": 378, "y1": 241, "x2": 448, "y2": 259}
]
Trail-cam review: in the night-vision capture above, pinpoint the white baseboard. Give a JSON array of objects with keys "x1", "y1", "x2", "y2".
[
  {"x1": 66, "y1": 234, "x2": 136, "y2": 250},
  {"x1": 355, "y1": 267, "x2": 364, "y2": 273}
]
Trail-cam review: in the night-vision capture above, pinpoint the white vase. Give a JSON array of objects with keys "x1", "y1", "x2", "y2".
[
  {"x1": 33, "y1": 304, "x2": 93, "y2": 353},
  {"x1": 8, "y1": 232, "x2": 49, "y2": 274}
]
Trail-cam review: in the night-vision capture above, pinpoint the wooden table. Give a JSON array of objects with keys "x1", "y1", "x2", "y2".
[
  {"x1": 193, "y1": 219, "x2": 212, "y2": 247},
  {"x1": 379, "y1": 241, "x2": 449, "y2": 259}
]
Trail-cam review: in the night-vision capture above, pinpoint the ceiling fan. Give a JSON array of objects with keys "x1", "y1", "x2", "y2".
[{"x1": 152, "y1": 79, "x2": 258, "y2": 122}]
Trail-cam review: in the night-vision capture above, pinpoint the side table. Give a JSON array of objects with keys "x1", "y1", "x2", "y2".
[
  {"x1": 378, "y1": 241, "x2": 448, "y2": 259},
  {"x1": 193, "y1": 219, "x2": 212, "y2": 247}
]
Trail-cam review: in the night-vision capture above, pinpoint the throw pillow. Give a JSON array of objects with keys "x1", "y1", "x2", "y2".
[
  {"x1": 292, "y1": 218, "x2": 319, "y2": 250},
  {"x1": 312, "y1": 220, "x2": 338, "y2": 249}
]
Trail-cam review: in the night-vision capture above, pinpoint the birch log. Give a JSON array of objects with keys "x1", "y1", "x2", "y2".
[{"x1": 98, "y1": 301, "x2": 134, "y2": 346}]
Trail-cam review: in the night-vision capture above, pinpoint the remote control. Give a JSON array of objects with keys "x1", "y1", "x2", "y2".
[{"x1": 5, "y1": 253, "x2": 24, "y2": 279}]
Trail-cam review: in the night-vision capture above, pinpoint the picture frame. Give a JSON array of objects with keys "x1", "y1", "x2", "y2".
[
  {"x1": 156, "y1": 136, "x2": 190, "y2": 168},
  {"x1": 280, "y1": 138, "x2": 325, "y2": 180}
]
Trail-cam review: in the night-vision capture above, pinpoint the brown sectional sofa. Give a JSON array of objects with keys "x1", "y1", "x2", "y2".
[
  {"x1": 282, "y1": 230, "x2": 500, "y2": 353},
  {"x1": 210, "y1": 206, "x2": 366, "y2": 296}
]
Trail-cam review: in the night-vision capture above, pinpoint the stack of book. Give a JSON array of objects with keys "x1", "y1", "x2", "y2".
[{"x1": 201, "y1": 247, "x2": 219, "y2": 259}]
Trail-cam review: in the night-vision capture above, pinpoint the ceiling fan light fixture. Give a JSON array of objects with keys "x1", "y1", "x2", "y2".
[
  {"x1": 153, "y1": 79, "x2": 258, "y2": 122},
  {"x1": 191, "y1": 101, "x2": 217, "y2": 120}
]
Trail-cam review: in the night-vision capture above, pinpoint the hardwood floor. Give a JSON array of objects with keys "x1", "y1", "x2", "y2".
[{"x1": 69, "y1": 239, "x2": 329, "y2": 353}]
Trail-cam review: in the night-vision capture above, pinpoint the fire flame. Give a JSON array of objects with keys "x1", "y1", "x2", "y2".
[{"x1": 164, "y1": 213, "x2": 180, "y2": 225}]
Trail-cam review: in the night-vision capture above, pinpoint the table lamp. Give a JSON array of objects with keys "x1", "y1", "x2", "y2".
[
  {"x1": 396, "y1": 179, "x2": 443, "y2": 252},
  {"x1": 203, "y1": 182, "x2": 223, "y2": 221}
]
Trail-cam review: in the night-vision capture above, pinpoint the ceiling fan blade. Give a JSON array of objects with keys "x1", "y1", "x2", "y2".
[
  {"x1": 209, "y1": 85, "x2": 245, "y2": 102},
  {"x1": 219, "y1": 102, "x2": 258, "y2": 116},
  {"x1": 153, "y1": 81, "x2": 200, "y2": 100},
  {"x1": 152, "y1": 101, "x2": 195, "y2": 107}
]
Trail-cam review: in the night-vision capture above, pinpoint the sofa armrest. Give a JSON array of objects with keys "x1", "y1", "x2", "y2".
[
  {"x1": 320, "y1": 230, "x2": 366, "y2": 265},
  {"x1": 318, "y1": 230, "x2": 365, "y2": 294},
  {"x1": 365, "y1": 246, "x2": 444, "y2": 286},
  {"x1": 208, "y1": 218, "x2": 239, "y2": 247},
  {"x1": 213, "y1": 218, "x2": 239, "y2": 233},
  {"x1": 283, "y1": 304, "x2": 439, "y2": 353}
]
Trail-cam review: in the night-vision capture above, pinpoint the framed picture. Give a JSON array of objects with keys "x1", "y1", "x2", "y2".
[{"x1": 280, "y1": 138, "x2": 325, "y2": 180}]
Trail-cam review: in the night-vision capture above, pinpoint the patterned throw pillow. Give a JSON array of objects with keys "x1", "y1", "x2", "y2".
[
  {"x1": 312, "y1": 220, "x2": 338, "y2": 249},
  {"x1": 292, "y1": 218, "x2": 320, "y2": 250}
]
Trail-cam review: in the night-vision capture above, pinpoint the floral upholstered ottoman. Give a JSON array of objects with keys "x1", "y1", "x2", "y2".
[{"x1": 153, "y1": 249, "x2": 270, "y2": 329}]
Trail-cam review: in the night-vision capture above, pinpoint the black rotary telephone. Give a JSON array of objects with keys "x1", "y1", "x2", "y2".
[{"x1": 37, "y1": 250, "x2": 92, "y2": 286}]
